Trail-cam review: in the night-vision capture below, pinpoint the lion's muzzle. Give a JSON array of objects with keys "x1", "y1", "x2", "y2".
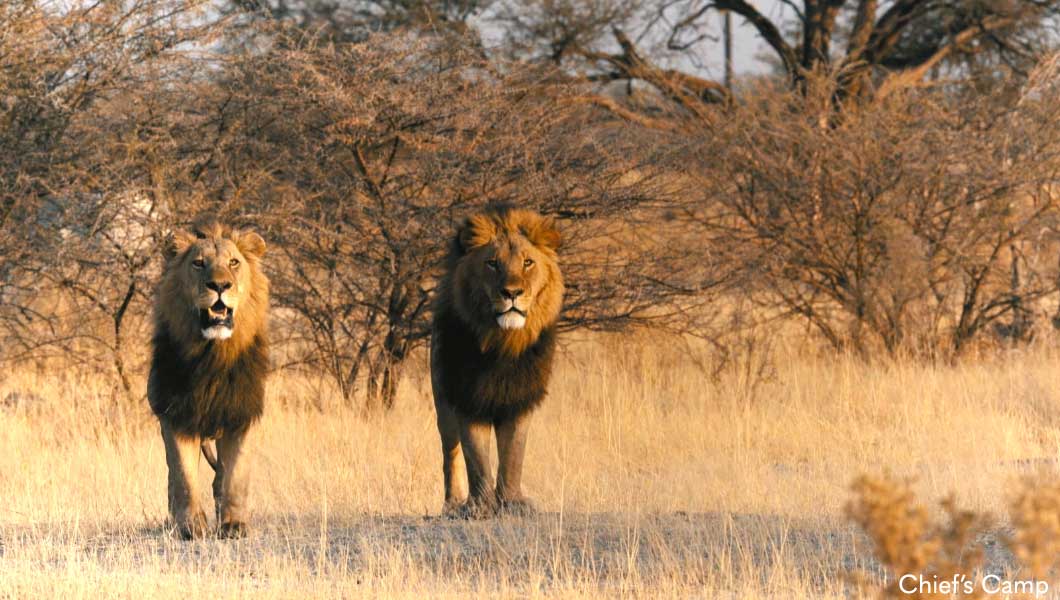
[
  {"x1": 200, "y1": 299, "x2": 235, "y2": 340},
  {"x1": 495, "y1": 298, "x2": 527, "y2": 330}
]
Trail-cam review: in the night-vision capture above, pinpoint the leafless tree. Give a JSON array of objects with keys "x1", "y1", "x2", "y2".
[
  {"x1": 677, "y1": 74, "x2": 1060, "y2": 358},
  {"x1": 0, "y1": 0, "x2": 227, "y2": 395},
  {"x1": 223, "y1": 0, "x2": 490, "y2": 41},
  {"x1": 494, "y1": 0, "x2": 1060, "y2": 120}
]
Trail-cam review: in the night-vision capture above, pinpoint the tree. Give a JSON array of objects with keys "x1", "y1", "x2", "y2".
[
  {"x1": 497, "y1": 0, "x2": 1060, "y2": 115},
  {"x1": 679, "y1": 74, "x2": 1060, "y2": 357},
  {"x1": 0, "y1": 0, "x2": 226, "y2": 394},
  {"x1": 224, "y1": 0, "x2": 490, "y2": 40}
]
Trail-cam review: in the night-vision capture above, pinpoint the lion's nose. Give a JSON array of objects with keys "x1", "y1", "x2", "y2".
[
  {"x1": 206, "y1": 281, "x2": 233, "y2": 293},
  {"x1": 501, "y1": 287, "x2": 524, "y2": 300}
]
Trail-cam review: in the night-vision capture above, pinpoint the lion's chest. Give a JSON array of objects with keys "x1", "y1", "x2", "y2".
[
  {"x1": 433, "y1": 311, "x2": 557, "y2": 422},
  {"x1": 147, "y1": 327, "x2": 269, "y2": 438}
]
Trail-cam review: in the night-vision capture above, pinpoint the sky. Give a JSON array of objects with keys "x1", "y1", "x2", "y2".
[{"x1": 697, "y1": 7, "x2": 784, "y2": 77}]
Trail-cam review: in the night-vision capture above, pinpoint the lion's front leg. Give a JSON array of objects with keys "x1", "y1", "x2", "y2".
[
  {"x1": 213, "y1": 426, "x2": 253, "y2": 539},
  {"x1": 161, "y1": 421, "x2": 208, "y2": 540},
  {"x1": 434, "y1": 398, "x2": 469, "y2": 513},
  {"x1": 457, "y1": 417, "x2": 497, "y2": 517},
  {"x1": 495, "y1": 412, "x2": 536, "y2": 515}
]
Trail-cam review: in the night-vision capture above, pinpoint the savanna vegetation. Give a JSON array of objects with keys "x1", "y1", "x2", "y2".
[{"x1": 5, "y1": 0, "x2": 1060, "y2": 596}]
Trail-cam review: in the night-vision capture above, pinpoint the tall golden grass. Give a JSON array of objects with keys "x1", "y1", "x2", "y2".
[{"x1": 1, "y1": 333, "x2": 1059, "y2": 597}]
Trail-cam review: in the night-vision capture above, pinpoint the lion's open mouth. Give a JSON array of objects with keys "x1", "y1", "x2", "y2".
[{"x1": 200, "y1": 300, "x2": 235, "y2": 340}]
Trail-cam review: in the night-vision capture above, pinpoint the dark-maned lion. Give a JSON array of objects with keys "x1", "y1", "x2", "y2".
[
  {"x1": 431, "y1": 205, "x2": 564, "y2": 517},
  {"x1": 147, "y1": 218, "x2": 269, "y2": 539}
]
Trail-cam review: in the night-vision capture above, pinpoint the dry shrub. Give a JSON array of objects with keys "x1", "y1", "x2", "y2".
[
  {"x1": 0, "y1": 0, "x2": 224, "y2": 393},
  {"x1": 1009, "y1": 477, "x2": 1060, "y2": 579},
  {"x1": 700, "y1": 311, "x2": 778, "y2": 406},
  {"x1": 849, "y1": 474, "x2": 1060, "y2": 599},
  {"x1": 676, "y1": 71, "x2": 1060, "y2": 361},
  {"x1": 847, "y1": 475, "x2": 990, "y2": 598}
]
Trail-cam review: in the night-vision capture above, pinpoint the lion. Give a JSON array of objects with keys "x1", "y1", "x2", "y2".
[
  {"x1": 147, "y1": 218, "x2": 269, "y2": 539},
  {"x1": 430, "y1": 205, "x2": 564, "y2": 517}
]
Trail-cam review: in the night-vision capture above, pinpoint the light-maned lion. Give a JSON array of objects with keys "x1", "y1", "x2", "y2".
[
  {"x1": 147, "y1": 218, "x2": 269, "y2": 539},
  {"x1": 431, "y1": 205, "x2": 563, "y2": 517}
]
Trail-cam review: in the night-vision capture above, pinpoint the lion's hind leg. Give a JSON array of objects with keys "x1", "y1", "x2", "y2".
[{"x1": 161, "y1": 421, "x2": 209, "y2": 540}]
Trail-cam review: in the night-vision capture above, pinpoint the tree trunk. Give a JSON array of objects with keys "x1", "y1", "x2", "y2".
[{"x1": 723, "y1": 11, "x2": 733, "y2": 92}]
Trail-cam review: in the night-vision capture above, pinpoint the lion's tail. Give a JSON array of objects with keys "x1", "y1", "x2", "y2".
[{"x1": 201, "y1": 439, "x2": 219, "y2": 471}]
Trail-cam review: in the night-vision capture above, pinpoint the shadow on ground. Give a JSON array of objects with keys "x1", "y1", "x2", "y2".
[{"x1": 1, "y1": 511, "x2": 1019, "y2": 594}]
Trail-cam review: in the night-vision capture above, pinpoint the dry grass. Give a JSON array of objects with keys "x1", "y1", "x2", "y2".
[{"x1": 2, "y1": 333, "x2": 1060, "y2": 597}]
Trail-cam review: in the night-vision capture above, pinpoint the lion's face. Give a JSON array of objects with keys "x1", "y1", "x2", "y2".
[
  {"x1": 164, "y1": 222, "x2": 267, "y2": 341},
  {"x1": 466, "y1": 234, "x2": 553, "y2": 330},
  {"x1": 452, "y1": 207, "x2": 563, "y2": 344}
]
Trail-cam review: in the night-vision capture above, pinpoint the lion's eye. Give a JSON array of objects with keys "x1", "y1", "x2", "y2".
[
  {"x1": 191, "y1": 258, "x2": 205, "y2": 269},
  {"x1": 485, "y1": 259, "x2": 499, "y2": 270},
  {"x1": 229, "y1": 258, "x2": 240, "y2": 269},
  {"x1": 523, "y1": 258, "x2": 534, "y2": 269}
]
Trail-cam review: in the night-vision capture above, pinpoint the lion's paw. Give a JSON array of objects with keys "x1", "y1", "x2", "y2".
[
  {"x1": 450, "y1": 497, "x2": 499, "y2": 520},
  {"x1": 177, "y1": 511, "x2": 209, "y2": 540},
  {"x1": 441, "y1": 499, "x2": 469, "y2": 518},
  {"x1": 498, "y1": 497, "x2": 537, "y2": 517},
  {"x1": 216, "y1": 521, "x2": 248, "y2": 539}
]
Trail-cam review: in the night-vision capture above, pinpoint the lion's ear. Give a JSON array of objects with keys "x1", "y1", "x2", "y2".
[
  {"x1": 458, "y1": 214, "x2": 496, "y2": 253},
  {"x1": 237, "y1": 231, "x2": 267, "y2": 259},
  {"x1": 164, "y1": 230, "x2": 196, "y2": 261},
  {"x1": 527, "y1": 216, "x2": 561, "y2": 251}
]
